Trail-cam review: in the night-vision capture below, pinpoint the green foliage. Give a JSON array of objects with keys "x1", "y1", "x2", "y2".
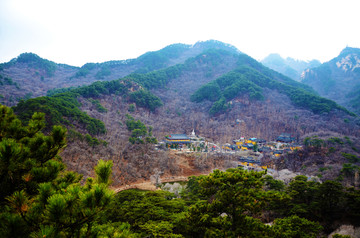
[
  {"x1": 0, "y1": 105, "x2": 66, "y2": 200},
  {"x1": 0, "y1": 74, "x2": 19, "y2": 87},
  {"x1": 209, "y1": 96, "x2": 229, "y2": 115},
  {"x1": 191, "y1": 61, "x2": 353, "y2": 115},
  {"x1": 328, "y1": 137, "x2": 344, "y2": 145},
  {"x1": 272, "y1": 215, "x2": 322, "y2": 238},
  {"x1": 236, "y1": 65, "x2": 351, "y2": 114},
  {"x1": 190, "y1": 82, "x2": 221, "y2": 102},
  {"x1": 95, "y1": 65, "x2": 112, "y2": 79},
  {"x1": 219, "y1": 72, "x2": 264, "y2": 101},
  {"x1": 1, "y1": 114, "x2": 359, "y2": 238},
  {"x1": 190, "y1": 71, "x2": 264, "y2": 114},
  {"x1": 14, "y1": 93, "x2": 106, "y2": 135},
  {"x1": 319, "y1": 166, "x2": 331, "y2": 172},
  {"x1": 332, "y1": 234, "x2": 352, "y2": 238},
  {"x1": 347, "y1": 86, "x2": 360, "y2": 115},
  {"x1": 129, "y1": 89, "x2": 163, "y2": 112},
  {"x1": 89, "y1": 98, "x2": 107, "y2": 113},
  {"x1": 344, "y1": 136, "x2": 353, "y2": 145},
  {"x1": 341, "y1": 163, "x2": 360, "y2": 178},
  {"x1": 14, "y1": 79, "x2": 148, "y2": 135},
  {"x1": 286, "y1": 175, "x2": 320, "y2": 218},
  {"x1": 304, "y1": 136, "x2": 326, "y2": 148},
  {"x1": 344, "y1": 187, "x2": 360, "y2": 222},
  {"x1": 128, "y1": 103, "x2": 136, "y2": 112},
  {"x1": 85, "y1": 133, "x2": 100, "y2": 146},
  {"x1": 181, "y1": 168, "x2": 272, "y2": 237},
  {"x1": 0, "y1": 107, "x2": 136, "y2": 237},
  {"x1": 125, "y1": 114, "x2": 157, "y2": 144},
  {"x1": 342, "y1": 153, "x2": 360, "y2": 163},
  {"x1": 74, "y1": 63, "x2": 97, "y2": 78},
  {"x1": 107, "y1": 189, "x2": 185, "y2": 236},
  {"x1": 127, "y1": 65, "x2": 183, "y2": 90},
  {"x1": 126, "y1": 48, "x2": 235, "y2": 93},
  {"x1": 133, "y1": 43, "x2": 188, "y2": 73},
  {"x1": 71, "y1": 80, "x2": 128, "y2": 98},
  {"x1": 315, "y1": 181, "x2": 345, "y2": 226},
  {"x1": 95, "y1": 159, "x2": 113, "y2": 185},
  {"x1": 263, "y1": 175, "x2": 285, "y2": 191},
  {"x1": 46, "y1": 86, "x2": 78, "y2": 96},
  {"x1": 15, "y1": 53, "x2": 57, "y2": 77},
  {"x1": 67, "y1": 129, "x2": 106, "y2": 147},
  {"x1": 280, "y1": 176, "x2": 349, "y2": 233},
  {"x1": 140, "y1": 220, "x2": 183, "y2": 238},
  {"x1": 125, "y1": 114, "x2": 147, "y2": 132}
]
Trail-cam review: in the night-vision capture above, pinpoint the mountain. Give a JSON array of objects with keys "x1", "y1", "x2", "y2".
[
  {"x1": 261, "y1": 53, "x2": 321, "y2": 81},
  {"x1": 11, "y1": 44, "x2": 359, "y2": 186},
  {"x1": 2, "y1": 41, "x2": 360, "y2": 237},
  {"x1": 301, "y1": 47, "x2": 360, "y2": 114},
  {"x1": 0, "y1": 40, "x2": 240, "y2": 106}
]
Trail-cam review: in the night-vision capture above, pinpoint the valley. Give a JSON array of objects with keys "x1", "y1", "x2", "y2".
[
  {"x1": 1, "y1": 40, "x2": 360, "y2": 237},
  {"x1": 2, "y1": 41, "x2": 359, "y2": 188}
]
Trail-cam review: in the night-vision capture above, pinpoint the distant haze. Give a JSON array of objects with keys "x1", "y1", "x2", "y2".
[{"x1": 1, "y1": 0, "x2": 360, "y2": 66}]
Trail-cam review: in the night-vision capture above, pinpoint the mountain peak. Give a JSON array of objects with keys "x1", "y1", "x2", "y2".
[
  {"x1": 301, "y1": 46, "x2": 360, "y2": 114},
  {"x1": 339, "y1": 47, "x2": 360, "y2": 57},
  {"x1": 192, "y1": 40, "x2": 241, "y2": 54},
  {"x1": 261, "y1": 53, "x2": 320, "y2": 81},
  {"x1": 335, "y1": 47, "x2": 360, "y2": 73}
]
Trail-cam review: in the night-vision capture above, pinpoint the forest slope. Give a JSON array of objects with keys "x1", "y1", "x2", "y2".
[
  {"x1": 0, "y1": 40, "x2": 239, "y2": 106},
  {"x1": 301, "y1": 47, "x2": 360, "y2": 114},
  {"x1": 12, "y1": 47, "x2": 360, "y2": 187}
]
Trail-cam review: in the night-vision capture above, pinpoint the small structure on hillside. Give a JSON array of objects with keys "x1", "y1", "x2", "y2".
[
  {"x1": 276, "y1": 133, "x2": 295, "y2": 143},
  {"x1": 164, "y1": 134, "x2": 191, "y2": 145},
  {"x1": 188, "y1": 129, "x2": 205, "y2": 144}
]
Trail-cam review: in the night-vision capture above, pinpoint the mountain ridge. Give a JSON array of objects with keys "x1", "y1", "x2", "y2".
[
  {"x1": 301, "y1": 46, "x2": 360, "y2": 114},
  {"x1": 261, "y1": 53, "x2": 321, "y2": 81},
  {"x1": 0, "y1": 40, "x2": 241, "y2": 106},
  {"x1": 1, "y1": 40, "x2": 359, "y2": 188}
]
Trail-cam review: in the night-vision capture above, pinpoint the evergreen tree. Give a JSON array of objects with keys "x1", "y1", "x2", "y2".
[
  {"x1": 0, "y1": 105, "x2": 135, "y2": 237},
  {"x1": 182, "y1": 168, "x2": 271, "y2": 237}
]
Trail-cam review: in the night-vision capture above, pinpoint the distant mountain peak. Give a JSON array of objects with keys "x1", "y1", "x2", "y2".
[
  {"x1": 335, "y1": 53, "x2": 360, "y2": 73},
  {"x1": 339, "y1": 46, "x2": 360, "y2": 57},
  {"x1": 334, "y1": 47, "x2": 360, "y2": 73},
  {"x1": 10, "y1": 52, "x2": 47, "y2": 64},
  {"x1": 301, "y1": 46, "x2": 360, "y2": 114},
  {"x1": 261, "y1": 53, "x2": 320, "y2": 81},
  {"x1": 192, "y1": 40, "x2": 242, "y2": 54}
]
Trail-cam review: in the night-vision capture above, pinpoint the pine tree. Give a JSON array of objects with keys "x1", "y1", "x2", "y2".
[{"x1": 0, "y1": 105, "x2": 134, "y2": 237}]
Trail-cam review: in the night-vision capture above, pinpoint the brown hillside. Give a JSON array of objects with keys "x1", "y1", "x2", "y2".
[{"x1": 59, "y1": 53, "x2": 360, "y2": 187}]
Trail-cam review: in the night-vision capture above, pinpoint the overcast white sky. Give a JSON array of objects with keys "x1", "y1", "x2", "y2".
[{"x1": 1, "y1": 0, "x2": 359, "y2": 67}]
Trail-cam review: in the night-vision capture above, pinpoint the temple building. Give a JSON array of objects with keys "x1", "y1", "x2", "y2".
[{"x1": 164, "y1": 134, "x2": 191, "y2": 145}]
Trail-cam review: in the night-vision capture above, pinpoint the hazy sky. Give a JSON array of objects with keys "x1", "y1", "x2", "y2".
[{"x1": 1, "y1": 0, "x2": 359, "y2": 67}]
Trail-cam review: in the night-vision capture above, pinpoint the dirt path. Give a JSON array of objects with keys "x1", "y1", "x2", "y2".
[
  {"x1": 112, "y1": 150, "x2": 212, "y2": 193},
  {"x1": 112, "y1": 175, "x2": 192, "y2": 193}
]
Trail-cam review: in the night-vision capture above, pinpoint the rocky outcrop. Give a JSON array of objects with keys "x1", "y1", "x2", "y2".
[
  {"x1": 301, "y1": 47, "x2": 360, "y2": 114},
  {"x1": 328, "y1": 225, "x2": 360, "y2": 238}
]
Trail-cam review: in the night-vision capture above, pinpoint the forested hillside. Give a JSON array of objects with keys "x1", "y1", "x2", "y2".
[
  {"x1": 1, "y1": 107, "x2": 359, "y2": 237},
  {"x1": 1, "y1": 41, "x2": 360, "y2": 237},
  {"x1": 8, "y1": 44, "x2": 359, "y2": 190},
  {"x1": 301, "y1": 47, "x2": 360, "y2": 114},
  {"x1": 0, "y1": 40, "x2": 240, "y2": 107}
]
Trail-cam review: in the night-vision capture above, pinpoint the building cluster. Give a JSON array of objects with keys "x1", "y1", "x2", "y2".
[
  {"x1": 157, "y1": 130, "x2": 303, "y2": 171},
  {"x1": 160, "y1": 130, "x2": 302, "y2": 158},
  {"x1": 229, "y1": 134, "x2": 301, "y2": 158},
  {"x1": 161, "y1": 130, "x2": 208, "y2": 151}
]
